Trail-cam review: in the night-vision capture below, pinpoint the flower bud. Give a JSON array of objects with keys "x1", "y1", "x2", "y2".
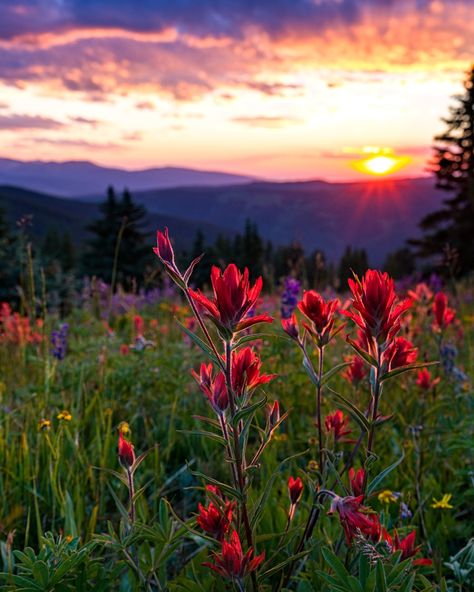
[{"x1": 118, "y1": 432, "x2": 135, "y2": 468}]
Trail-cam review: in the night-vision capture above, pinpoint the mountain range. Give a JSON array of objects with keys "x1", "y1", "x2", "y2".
[{"x1": 0, "y1": 159, "x2": 447, "y2": 264}]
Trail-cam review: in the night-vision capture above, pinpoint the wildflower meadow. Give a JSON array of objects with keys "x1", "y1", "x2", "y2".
[{"x1": 0, "y1": 227, "x2": 472, "y2": 591}]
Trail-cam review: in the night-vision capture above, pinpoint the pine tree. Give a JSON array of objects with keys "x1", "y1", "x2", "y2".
[
  {"x1": 0, "y1": 205, "x2": 18, "y2": 301},
  {"x1": 338, "y1": 246, "x2": 368, "y2": 290},
  {"x1": 412, "y1": 66, "x2": 474, "y2": 274}
]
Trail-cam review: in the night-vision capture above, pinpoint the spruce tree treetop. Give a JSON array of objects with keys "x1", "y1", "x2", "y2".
[{"x1": 412, "y1": 65, "x2": 474, "y2": 275}]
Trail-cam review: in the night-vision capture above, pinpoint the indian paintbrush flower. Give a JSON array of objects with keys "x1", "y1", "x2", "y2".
[
  {"x1": 416, "y1": 368, "x2": 440, "y2": 390},
  {"x1": 433, "y1": 292, "x2": 456, "y2": 331},
  {"x1": 382, "y1": 529, "x2": 432, "y2": 566},
  {"x1": 288, "y1": 476, "x2": 304, "y2": 505},
  {"x1": 298, "y1": 290, "x2": 340, "y2": 346},
  {"x1": 189, "y1": 264, "x2": 273, "y2": 336},
  {"x1": 281, "y1": 313, "x2": 299, "y2": 341},
  {"x1": 230, "y1": 347, "x2": 275, "y2": 399},
  {"x1": 349, "y1": 468, "x2": 365, "y2": 497},
  {"x1": 203, "y1": 529, "x2": 265, "y2": 580},
  {"x1": 328, "y1": 495, "x2": 381, "y2": 544},
  {"x1": 192, "y1": 363, "x2": 229, "y2": 413},
  {"x1": 197, "y1": 499, "x2": 235, "y2": 541},
  {"x1": 118, "y1": 432, "x2": 135, "y2": 468},
  {"x1": 324, "y1": 410, "x2": 352, "y2": 442}
]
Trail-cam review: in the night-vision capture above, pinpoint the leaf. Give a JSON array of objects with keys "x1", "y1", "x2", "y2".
[
  {"x1": 232, "y1": 396, "x2": 267, "y2": 427},
  {"x1": 303, "y1": 356, "x2": 320, "y2": 387},
  {"x1": 327, "y1": 387, "x2": 370, "y2": 433},
  {"x1": 346, "y1": 336, "x2": 377, "y2": 367},
  {"x1": 320, "y1": 361, "x2": 352, "y2": 386},
  {"x1": 232, "y1": 333, "x2": 277, "y2": 349},
  {"x1": 379, "y1": 361, "x2": 439, "y2": 383},
  {"x1": 184, "y1": 254, "x2": 204, "y2": 284},
  {"x1": 260, "y1": 550, "x2": 309, "y2": 578},
  {"x1": 189, "y1": 469, "x2": 242, "y2": 501},
  {"x1": 175, "y1": 320, "x2": 220, "y2": 365},
  {"x1": 375, "y1": 560, "x2": 388, "y2": 592},
  {"x1": 367, "y1": 450, "x2": 405, "y2": 495},
  {"x1": 322, "y1": 547, "x2": 350, "y2": 583},
  {"x1": 178, "y1": 430, "x2": 227, "y2": 447}
]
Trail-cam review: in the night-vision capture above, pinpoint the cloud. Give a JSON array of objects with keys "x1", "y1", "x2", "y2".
[
  {"x1": 231, "y1": 115, "x2": 302, "y2": 128},
  {"x1": 69, "y1": 116, "x2": 101, "y2": 126},
  {"x1": 135, "y1": 100, "x2": 155, "y2": 110},
  {"x1": 0, "y1": 113, "x2": 64, "y2": 130},
  {"x1": 29, "y1": 137, "x2": 122, "y2": 149}
]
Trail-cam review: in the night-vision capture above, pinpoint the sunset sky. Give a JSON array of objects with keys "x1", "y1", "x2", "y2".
[{"x1": 0, "y1": 0, "x2": 473, "y2": 181}]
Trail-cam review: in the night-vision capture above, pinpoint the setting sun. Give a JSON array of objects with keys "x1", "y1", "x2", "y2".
[{"x1": 351, "y1": 149, "x2": 411, "y2": 177}]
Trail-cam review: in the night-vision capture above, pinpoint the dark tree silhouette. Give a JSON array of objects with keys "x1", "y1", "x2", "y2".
[{"x1": 411, "y1": 66, "x2": 474, "y2": 274}]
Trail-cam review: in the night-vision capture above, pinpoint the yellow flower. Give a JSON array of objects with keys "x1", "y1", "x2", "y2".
[
  {"x1": 308, "y1": 437, "x2": 318, "y2": 446},
  {"x1": 118, "y1": 421, "x2": 130, "y2": 435},
  {"x1": 57, "y1": 410, "x2": 72, "y2": 421},
  {"x1": 38, "y1": 418, "x2": 51, "y2": 432},
  {"x1": 306, "y1": 459, "x2": 319, "y2": 472},
  {"x1": 378, "y1": 490, "x2": 397, "y2": 504},
  {"x1": 431, "y1": 493, "x2": 453, "y2": 509}
]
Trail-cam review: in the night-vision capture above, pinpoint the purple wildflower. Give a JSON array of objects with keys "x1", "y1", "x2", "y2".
[{"x1": 51, "y1": 323, "x2": 69, "y2": 361}]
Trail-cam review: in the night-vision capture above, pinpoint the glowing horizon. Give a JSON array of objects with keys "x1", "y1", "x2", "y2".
[{"x1": 0, "y1": 1, "x2": 473, "y2": 181}]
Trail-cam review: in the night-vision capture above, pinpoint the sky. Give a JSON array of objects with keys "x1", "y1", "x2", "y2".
[{"x1": 0, "y1": 0, "x2": 473, "y2": 181}]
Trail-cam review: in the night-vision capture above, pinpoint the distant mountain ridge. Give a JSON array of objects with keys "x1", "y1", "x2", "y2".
[{"x1": 0, "y1": 158, "x2": 255, "y2": 197}]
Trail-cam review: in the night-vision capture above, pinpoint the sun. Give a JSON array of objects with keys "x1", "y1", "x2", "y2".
[{"x1": 350, "y1": 148, "x2": 411, "y2": 177}]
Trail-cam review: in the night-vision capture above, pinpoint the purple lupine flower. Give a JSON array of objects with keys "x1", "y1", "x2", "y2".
[
  {"x1": 281, "y1": 277, "x2": 301, "y2": 320},
  {"x1": 51, "y1": 323, "x2": 69, "y2": 361}
]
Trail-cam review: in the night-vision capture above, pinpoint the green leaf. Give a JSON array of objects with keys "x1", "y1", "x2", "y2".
[
  {"x1": 379, "y1": 361, "x2": 438, "y2": 383},
  {"x1": 367, "y1": 450, "x2": 405, "y2": 496},
  {"x1": 176, "y1": 320, "x2": 220, "y2": 365},
  {"x1": 320, "y1": 362, "x2": 352, "y2": 386},
  {"x1": 260, "y1": 550, "x2": 309, "y2": 578},
  {"x1": 232, "y1": 396, "x2": 267, "y2": 427},
  {"x1": 303, "y1": 356, "x2": 320, "y2": 387},
  {"x1": 327, "y1": 387, "x2": 370, "y2": 433},
  {"x1": 178, "y1": 429, "x2": 227, "y2": 447},
  {"x1": 346, "y1": 337, "x2": 377, "y2": 367},
  {"x1": 321, "y1": 547, "x2": 349, "y2": 583},
  {"x1": 375, "y1": 560, "x2": 387, "y2": 592},
  {"x1": 189, "y1": 469, "x2": 242, "y2": 501},
  {"x1": 232, "y1": 333, "x2": 277, "y2": 349}
]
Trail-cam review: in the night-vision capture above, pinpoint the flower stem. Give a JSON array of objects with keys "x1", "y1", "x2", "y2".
[{"x1": 127, "y1": 468, "x2": 136, "y2": 524}]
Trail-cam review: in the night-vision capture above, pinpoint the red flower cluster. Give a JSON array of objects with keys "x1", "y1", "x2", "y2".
[
  {"x1": 192, "y1": 363, "x2": 229, "y2": 413},
  {"x1": 118, "y1": 433, "x2": 135, "y2": 468},
  {"x1": 348, "y1": 468, "x2": 365, "y2": 497},
  {"x1": 433, "y1": 292, "x2": 455, "y2": 330},
  {"x1": 298, "y1": 291, "x2": 339, "y2": 345},
  {"x1": 382, "y1": 529, "x2": 432, "y2": 566},
  {"x1": 197, "y1": 487, "x2": 235, "y2": 541},
  {"x1": 416, "y1": 368, "x2": 440, "y2": 391},
  {"x1": 0, "y1": 303, "x2": 43, "y2": 346},
  {"x1": 288, "y1": 476, "x2": 304, "y2": 505},
  {"x1": 329, "y1": 495, "x2": 381, "y2": 544},
  {"x1": 189, "y1": 264, "x2": 273, "y2": 335},
  {"x1": 203, "y1": 530, "x2": 265, "y2": 580},
  {"x1": 230, "y1": 347, "x2": 275, "y2": 398},
  {"x1": 344, "y1": 270, "x2": 412, "y2": 348},
  {"x1": 383, "y1": 337, "x2": 418, "y2": 372},
  {"x1": 325, "y1": 410, "x2": 352, "y2": 442}
]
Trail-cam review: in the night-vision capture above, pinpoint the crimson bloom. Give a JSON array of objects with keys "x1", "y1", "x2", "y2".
[
  {"x1": 189, "y1": 264, "x2": 273, "y2": 335},
  {"x1": 203, "y1": 530, "x2": 265, "y2": 580},
  {"x1": 383, "y1": 529, "x2": 432, "y2": 566},
  {"x1": 344, "y1": 270, "x2": 412, "y2": 347},
  {"x1": 329, "y1": 495, "x2": 381, "y2": 544},
  {"x1": 197, "y1": 500, "x2": 234, "y2": 541},
  {"x1": 288, "y1": 476, "x2": 304, "y2": 505},
  {"x1": 230, "y1": 347, "x2": 276, "y2": 398},
  {"x1": 433, "y1": 292, "x2": 456, "y2": 330},
  {"x1": 118, "y1": 432, "x2": 135, "y2": 468},
  {"x1": 349, "y1": 468, "x2": 365, "y2": 497},
  {"x1": 383, "y1": 337, "x2": 418, "y2": 371},
  {"x1": 281, "y1": 313, "x2": 299, "y2": 340},
  {"x1": 298, "y1": 291, "x2": 339, "y2": 345},
  {"x1": 416, "y1": 368, "x2": 440, "y2": 390},
  {"x1": 192, "y1": 363, "x2": 229, "y2": 413},
  {"x1": 343, "y1": 355, "x2": 368, "y2": 386},
  {"x1": 325, "y1": 410, "x2": 352, "y2": 442}
]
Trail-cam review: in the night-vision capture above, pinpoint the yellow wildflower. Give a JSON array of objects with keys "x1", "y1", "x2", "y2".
[
  {"x1": 38, "y1": 418, "x2": 51, "y2": 432},
  {"x1": 308, "y1": 437, "x2": 318, "y2": 446},
  {"x1": 118, "y1": 421, "x2": 130, "y2": 435},
  {"x1": 57, "y1": 410, "x2": 72, "y2": 421},
  {"x1": 306, "y1": 459, "x2": 319, "y2": 472},
  {"x1": 431, "y1": 493, "x2": 453, "y2": 509},
  {"x1": 378, "y1": 490, "x2": 397, "y2": 504}
]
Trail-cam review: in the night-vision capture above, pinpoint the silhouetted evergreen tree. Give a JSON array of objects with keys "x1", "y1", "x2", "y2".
[
  {"x1": 411, "y1": 66, "x2": 474, "y2": 275},
  {"x1": 0, "y1": 205, "x2": 18, "y2": 301},
  {"x1": 242, "y1": 219, "x2": 264, "y2": 278},
  {"x1": 383, "y1": 247, "x2": 415, "y2": 280},
  {"x1": 338, "y1": 246, "x2": 368, "y2": 290},
  {"x1": 83, "y1": 187, "x2": 149, "y2": 288}
]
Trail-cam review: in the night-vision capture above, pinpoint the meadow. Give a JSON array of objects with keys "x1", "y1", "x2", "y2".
[{"x1": 0, "y1": 230, "x2": 472, "y2": 592}]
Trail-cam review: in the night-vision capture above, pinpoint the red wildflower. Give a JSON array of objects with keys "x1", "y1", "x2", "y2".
[
  {"x1": 325, "y1": 410, "x2": 352, "y2": 442},
  {"x1": 382, "y1": 529, "x2": 432, "y2": 566},
  {"x1": 267, "y1": 400, "x2": 280, "y2": 430},
  {"x1": 433, "y1": 292, "x2": 455, "y2": 330},
  {"x1": 349, "y1": 468, "x2": 365, "y2": 497},
  {"x1": 189, "y1": 264, "x2": 273, "y2": 335},
  {"x1": 343, "y1": 355, "x2": 368, "y2": 386},
  {"x1": 281, "y1": 313, "x2": 299, "y2": 340},
  {"x1": 298, "y1": 291, "x2": 339, "y2": 345},
  {"x1": 288, "y1": 476, "x2": 304, "y2": 505},
  {"x1": 120, "y1": 344, "x2": 130, "y2": 356},
  {"x1": 197, "y1": 500, "x2": 234, "y2": 541},
  {"x1": 206, "y1": 484, "x2": 223, "y2": 498},
  {"x1": 192, "y1": 363, "x2": 229, "y2": 413},
  {"x1": 203, "y1": 530, "x2": 265, "y2": 580},
  {"x1": 118, "y1": 432, "x2": 135, "y2": 468},
  {"x1": 329, "y1": 495, "x2": 381, "y2": 544},
  {"x1": 230, "y1": 347, "x2": 275, "y2": 398},
  {"x1": 344, "y1": 270, "x2": 412, "y2": 347},
  {"x1": 416, "y1": 368, "x2": 440, "y2": 390},
  {"x1": 383, "y1": 337, "x2": 418, "y2": 371},
  {"x1": 133, "y1": 315, "x2": 144, "y2": 337}
]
